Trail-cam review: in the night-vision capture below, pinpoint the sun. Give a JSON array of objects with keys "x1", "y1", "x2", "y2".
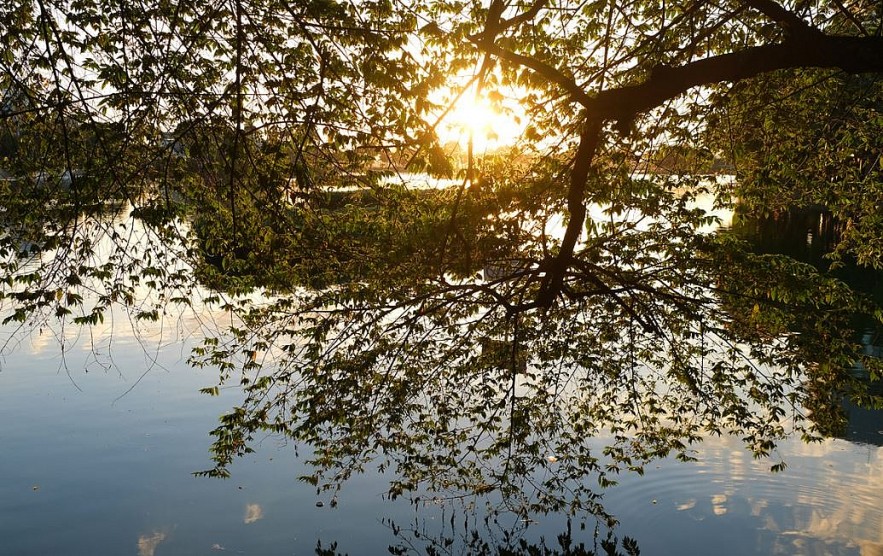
[{"x1": 437, "y1": 91, "x2": 525, "y2": 152}]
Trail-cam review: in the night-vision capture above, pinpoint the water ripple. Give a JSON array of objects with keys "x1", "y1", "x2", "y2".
[{"x1": 602, "y1": 435, "x2": 883, "y2": 555}]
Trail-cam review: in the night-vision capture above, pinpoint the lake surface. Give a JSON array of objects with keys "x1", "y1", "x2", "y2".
[{"x1": 2, "y1": 207, "x2": 883, "y2": 555}]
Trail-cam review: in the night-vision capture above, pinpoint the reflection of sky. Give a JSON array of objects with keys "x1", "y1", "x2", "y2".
[
  {"x1": 0, "y1": 208, "x2": 254, "y2": 359},
  {"x1": 2, "y1": 319, "x2": 882, "y2": 554},
  {"x1": 604, "y1": 433, "x2": 883, "y2": 555}
]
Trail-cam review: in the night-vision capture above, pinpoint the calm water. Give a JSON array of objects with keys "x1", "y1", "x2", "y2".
[{"x1": 2, "y1": 207, "x2": 883, "y2": 555}]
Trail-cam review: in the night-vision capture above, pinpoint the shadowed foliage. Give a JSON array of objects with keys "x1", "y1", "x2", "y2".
[{"x1": 2, "y1": 0, "x2": 883, "y2": 520}]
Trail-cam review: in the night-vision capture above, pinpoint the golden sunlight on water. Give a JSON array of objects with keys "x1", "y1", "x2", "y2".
[
  {"x1": 537, "y1": 183, "x2": 734, "y2": 244},
  {"x1": 5, "y1": 205, "x2": 261, "y2": 361}
]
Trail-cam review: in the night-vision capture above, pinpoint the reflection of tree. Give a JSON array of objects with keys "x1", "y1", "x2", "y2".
[
  {"x1": 705, "y1": 68, "x2": 883, "y2": 269},
  {"x1": 316, "y1": 506, "x2": 639, "y2": 556},
  {"x1": 728, "y1": 208, "x2": 843, "y2": 269}
]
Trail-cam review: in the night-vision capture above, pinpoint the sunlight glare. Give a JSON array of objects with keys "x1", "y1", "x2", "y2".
[{"x1": 438, "y1": 93, "x2": 524, "y2": 151}]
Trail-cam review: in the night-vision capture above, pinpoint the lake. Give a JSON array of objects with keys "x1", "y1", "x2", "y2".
[{"x1": 1, "y1": 206, "x2": 882, "y2": 555}]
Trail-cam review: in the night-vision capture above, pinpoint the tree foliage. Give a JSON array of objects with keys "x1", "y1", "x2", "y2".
[{"x1": 3, "y1": 0, "x2": 883, "y2": 517}]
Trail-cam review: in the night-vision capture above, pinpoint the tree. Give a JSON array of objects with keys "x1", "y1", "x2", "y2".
[
  {"x1": 2, "y1": 0, "x2": 883, "y2": 516},
  {"x1": 705, "y1": 68, "x2": 883, "y2": 265}
]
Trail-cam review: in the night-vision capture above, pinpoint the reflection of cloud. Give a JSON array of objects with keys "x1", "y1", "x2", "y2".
[
  {"x1": 751, "y1": 498, "x2": 768, "y2": 517},
  {"x1": 244, "y1": 503, "x2": 264, "y2": 524},
  {"x1": 859, "y1": 540, "x2": 883, "y2": 556},
  {"x1": 696, "y1": 435, "x2": 883, "y2": 549},
  {"x1": 138, "y1": 531, "x2": 167, "y2": 556},
  {"x1": 762, "y1": 514, "x2": 780, "y2": 533}
]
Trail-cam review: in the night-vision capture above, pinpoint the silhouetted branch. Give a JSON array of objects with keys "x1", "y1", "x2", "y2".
[
  {"x1": 830, "y1": 0, "x2": 871, "y2": 35},
  {"x1": 475, "y1": 29, "x2": 883, "y2": 307},
  {"x1": 741, "y1": 0, "x2": 822, "y2": 37}
]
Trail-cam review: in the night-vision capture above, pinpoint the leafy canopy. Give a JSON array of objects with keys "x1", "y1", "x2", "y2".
[{"x1": 2, "y1": 0, "x2": 883, "y2": 515}]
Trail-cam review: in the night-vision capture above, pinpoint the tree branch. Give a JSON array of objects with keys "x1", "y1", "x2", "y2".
[
  {"x1": 472, "y1": 20, "x2": 883, "y2": 310},
  {"x1": 741, "y1": 0, "x2": 821, "y2": 37},
  {"x1": 497, "y1": 0, "x2": 550, "y2": 35},
  {"x1": 533, "y1": 118, "x2": 603, "y2": 309},
  {"x1": 829, "y1": 0, "x2": 870, "y2": 36},
  {"x1": 591, "y1": 34, "x2": 883, "y2": 125},
  {"x1": 470, "y1": 38, "x2": 595, "y2": 107},
  {"x1": 474, "y1": 32, "x2": 883, "y2": 126}
]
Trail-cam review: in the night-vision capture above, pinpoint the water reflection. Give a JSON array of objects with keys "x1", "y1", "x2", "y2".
[
  {"x1": 728, "y1": 206, "x2": 883, "y2": 298},
  {"x1": 244, "y1": 502, "x2": 264, "y2": 524},
  {"x1": 377, "y1": 509, "x2": 637, "y2": 556},
  {"x1": 2, "y1": 306, "x2": 882, "y2": 554},
  {"x1": 136, "y1": 531, "x2": 167, "y2": 556},
  {"x1": 2, "y1": 188, "x2": 883, "y2": 554},
  {"x1": 729, "y1": 207, "x2": 842, "y2": 268},
  {"x1": 602, "y1": 433, "x2": 883, "y2": 556},
  {"x1": 840, "y1": 360, "x2": 883, "y2": 447}
]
